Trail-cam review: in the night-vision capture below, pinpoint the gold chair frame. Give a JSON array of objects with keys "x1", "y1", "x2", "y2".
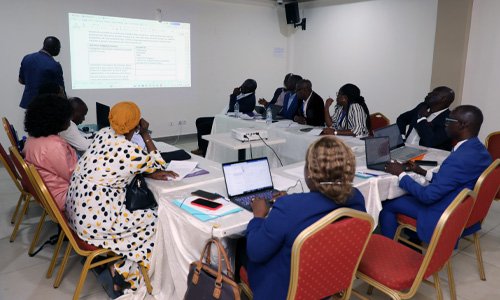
[
  {"x1": 358, "y1": 189, "x2": 476, "y2": 300},
  {"x1": 0, "y1": 143, "x2": 27, "y2": 226},
  {"x1": 26, "y1": 163, "x2": 153, "y2": 299},
  {"x1": 2, "y1": 117, "x2": 19, "y2": 150}
]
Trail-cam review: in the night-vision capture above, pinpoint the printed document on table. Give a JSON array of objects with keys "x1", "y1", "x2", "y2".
[{"x1": 166, "y1": 160, "x2": 198, "y2": 181}]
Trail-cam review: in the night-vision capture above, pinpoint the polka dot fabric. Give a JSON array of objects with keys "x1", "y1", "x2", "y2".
[{"x1": 65, "y1": 127, "x2": 167, "y2": 290}]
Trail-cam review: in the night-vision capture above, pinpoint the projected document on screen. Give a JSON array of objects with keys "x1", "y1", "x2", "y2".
[{"x1": 69, "y1": 13, "x2": 191, "y2": 89}]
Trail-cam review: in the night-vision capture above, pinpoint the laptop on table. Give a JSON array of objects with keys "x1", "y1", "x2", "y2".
[
  {"x1": 373, "y1": 124, "x2": 427, "y2": 161},
  {"x1": 222, "y1": 157, "x2": 278, "y2": 211},
  {"x1": 96, "y1": 102, "x2": 111, "y2": 130},
  {"x1": 365, "y1": 136, "x2": 391, "y2": 171}
]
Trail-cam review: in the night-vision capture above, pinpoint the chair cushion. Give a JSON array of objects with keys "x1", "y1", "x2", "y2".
[
  {"x1": 397, "y1": 214, "x2": 417, "y2": 227},
  {"x1": 61, "y1": 214, "x2": 99, "y2": 251},
  {"x1": 358, "y1": 234, "x2": 424, "y2": 290}
]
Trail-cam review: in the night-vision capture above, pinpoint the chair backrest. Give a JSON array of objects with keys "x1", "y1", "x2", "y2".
[
  {"x1": 369, "y1": 113, "x2": 390, "y2": 135},
  {"x1": 9, "y1": 146, "x2": 38, "y2": 199},
  {"x1": 287, "y1": 208, "x2": 374, "y2": 300},
  {"x1": 27, "y1": 163, "x2": 96, "y2": 254},
  {"x1": 2, "y1": 117, "x2": 20, "y2": 150},
  {"x1": 466, "y1": 159, "x2": 500, "y2": 227},
  {"x1": 485, "y1": 131, "x2": 500, "y2": 160},
  {"x1": 416, "y1": 189, "x2": 475, "y2": 282},
  {"x1": 0, "y1": 142, "x2": 23, "y2": 192}
]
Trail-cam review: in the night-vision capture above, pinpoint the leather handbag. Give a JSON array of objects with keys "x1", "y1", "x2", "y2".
[
  {"x1": 125, "y1": 174, "x2": 157, "y2": 211},
  {"x1": 184, "y1": 238, "x2": 247, "y2": 300}
]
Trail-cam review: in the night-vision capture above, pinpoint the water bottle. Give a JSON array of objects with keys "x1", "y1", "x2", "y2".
[
  {"x1": 234, "y1": 101, "x2": 240, "y2": 118},
  {"x1": 266, "y1": 106, "x2": 273, "y2": 125}
]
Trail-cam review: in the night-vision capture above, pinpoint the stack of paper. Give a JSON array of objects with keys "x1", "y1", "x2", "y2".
[{"x1": 166, "y1": 160, "x2": 198, "y2": 181}]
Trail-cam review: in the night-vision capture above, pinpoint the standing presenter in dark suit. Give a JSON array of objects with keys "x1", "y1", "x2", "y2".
[
  {"x1": 19, "y1": 36, "x2": 65, "y2": 109},
  {"x1": 396, "y1": 86, "x2": 454, "y2": 151}
]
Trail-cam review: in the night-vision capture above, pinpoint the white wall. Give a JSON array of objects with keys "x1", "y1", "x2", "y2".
[
  {"x1": 0, "y1": 0, "x2": 440, "y2": 148},
  {"x1": 462, "y1": 0, "x2": 500, "y2": 142},
  {"x1": 0, "y1": 0, "x2": 289, "y2": 146},
  {"x1": 291, "y1": 0, "x2": 438, "y2": 123}
]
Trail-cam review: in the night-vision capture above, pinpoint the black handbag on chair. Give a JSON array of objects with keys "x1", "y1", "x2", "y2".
[
  {"x1": 125, "y1": 174, "x2": 157, "y2": 211},
  {"x1": 184, "y1": 238, "x2": 248, "y2": 300}
]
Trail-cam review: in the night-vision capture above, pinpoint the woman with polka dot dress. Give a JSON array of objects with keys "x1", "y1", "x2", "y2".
[{"x1": 65, "y1": 102, "x2": 177, "y2": 296}]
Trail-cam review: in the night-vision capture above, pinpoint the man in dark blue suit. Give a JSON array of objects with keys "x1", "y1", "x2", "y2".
[
  {"x1": 380, "y1": 105, "x2": 492, "y2": 243},
  {"x1": 279, "y1": 74, "x2": 302, "y2": 120},
  {"x1": 396, "y1": 86, "x2": 455, "y2": 151},
  {"x1": 192, "y1": 79, "x2": 257, "y2": 156}
]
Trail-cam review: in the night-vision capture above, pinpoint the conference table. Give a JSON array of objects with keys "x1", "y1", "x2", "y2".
[
  {"x1": 143, "y1": 133, "x2": 449, "y2": 299},
  {"x1": 205, "y1": 114, "x2": 365, "y2": 166}
]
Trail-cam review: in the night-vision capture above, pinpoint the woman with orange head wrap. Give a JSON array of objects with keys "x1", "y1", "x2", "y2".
[{"x1": 66, "y1": 101, "x2": 177, "y2": 296}]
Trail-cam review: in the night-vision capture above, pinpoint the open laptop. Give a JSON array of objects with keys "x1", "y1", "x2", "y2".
[
  {"x1": 365, "y1": 136, "x2": 391, "y2": 171},
  {"x1": 96, "y1": 102, "x2": 111, "y2": 130},
  {"x1": 373, "y1": 124, "x2": 427, "y2": 161},
  {"x1": 222, "y1": 157, "x2": 278, "y2": 211}
]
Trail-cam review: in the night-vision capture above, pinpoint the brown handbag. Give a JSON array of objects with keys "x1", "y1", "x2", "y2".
[{"x1": 184, "y1": 238, "x2": 247, "y2": 300}]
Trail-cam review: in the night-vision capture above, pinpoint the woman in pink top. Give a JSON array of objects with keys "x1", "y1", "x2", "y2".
[{"x1": 23, "y1": 94, "x2": 77, "y2": 211}]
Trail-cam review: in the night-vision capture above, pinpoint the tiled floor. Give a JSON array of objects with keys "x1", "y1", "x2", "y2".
[{"x1": 1, "y1": 136, "x2": 499, "y2": 299}]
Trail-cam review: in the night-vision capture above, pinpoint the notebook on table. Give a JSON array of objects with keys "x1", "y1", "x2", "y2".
[
  {"x1": 373, "y1": 124, "x2": 427, "y2": 161},
  {"x1": 365, "y1": 136, "x2": 391, "y2": 171},
  {"x1": 222, "y1": 157, "x2": 278, "y2": 211}
]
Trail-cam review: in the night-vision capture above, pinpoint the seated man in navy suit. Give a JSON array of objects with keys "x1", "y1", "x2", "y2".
[
  {"x1": 279, "y1": 74, "x2": 302, "y2": 120},
  {"x1": 396, "y1": 86, "x2": 455, "y2": 151},
  {"x1": 257, "y1": 73, "x2": 292, "y2": 109},
  {"x1": 192, "y1": 79, "x2": 257, "y2": 156},
  {"x1": 380, "y1": 105, "x2": 492, "y2": 244},
  {"x1": 293, "y1": 79, "x2": 325, "y2": 126}
]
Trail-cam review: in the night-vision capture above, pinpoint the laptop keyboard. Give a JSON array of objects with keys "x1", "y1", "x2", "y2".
[
  {"x1": 391, "y1": 147, "x2": 426, "y2": 161},
  {"x1": 233, "y1": 190, "x2": 275, "y2": 211}
]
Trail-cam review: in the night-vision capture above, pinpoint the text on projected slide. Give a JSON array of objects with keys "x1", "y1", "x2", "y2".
[{"x1": 69, "y1": 13, "x2": 191, "y2": 89}]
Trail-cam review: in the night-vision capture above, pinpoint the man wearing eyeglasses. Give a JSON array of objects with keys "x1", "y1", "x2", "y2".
[
  {"x1": 381, "y1": 105, "x2": 492, "y2": 244},
  {"x1": 396, "y1": 86, "x2": 455, "y2": 151}
]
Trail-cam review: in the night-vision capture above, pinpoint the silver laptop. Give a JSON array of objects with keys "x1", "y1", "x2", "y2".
[
  {"x1": 222, "y1": 157, "x2": 277, "y2": 211},
  {"x1": 373, "y1": 124, "x2": 427, "y2": 161},
  {"x1": 365, "y1": 137, "x2": 391, "y2": 171}
]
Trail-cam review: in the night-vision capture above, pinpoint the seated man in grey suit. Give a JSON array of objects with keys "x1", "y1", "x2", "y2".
[
  {"x1": 193, "y1": 79, "x2": 257, "y2": 156},
  {"x1": 396, "y1": 86, "x2": 454, "y2": 151}
]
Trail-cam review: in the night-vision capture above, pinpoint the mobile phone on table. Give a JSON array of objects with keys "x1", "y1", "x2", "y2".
[
  {"x1": 414, "y1": 160, "x2": 438, "y2": 166},
  {"x1": 190, "y1": 198, "x2": 222, "y2": 210},
  {"x1": 191, "y1": 189, "x2": 221, "y2": 200}
]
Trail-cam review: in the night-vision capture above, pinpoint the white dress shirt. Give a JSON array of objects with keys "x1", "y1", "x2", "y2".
[
  {"x1": 406, "y1": 108, "x2": 448, "y2": 145},
  {"x1": 59, "y1": 121, "x2": 91, "y2": 152}
]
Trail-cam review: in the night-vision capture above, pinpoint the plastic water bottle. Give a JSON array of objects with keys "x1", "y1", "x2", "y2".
[
  {"x1": 234, "y1": 101, "x2": 240, "y2": 118},
  {"x1": 266, "y1": 106, "x2": 273, "y2": 125}
]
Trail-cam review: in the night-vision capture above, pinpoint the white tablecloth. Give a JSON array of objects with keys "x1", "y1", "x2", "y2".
[{"x1": 206, "y1": 114, "x2": 364, "y2": 166}]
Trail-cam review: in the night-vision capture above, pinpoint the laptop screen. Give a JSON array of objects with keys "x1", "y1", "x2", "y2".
[
  {"x1": 373, "y1": 124, "x2": 404, "y2": 150},
  {"x1": 222, "y1": 158, "x2": 274, "y2": 198},
  {"x1": 96, "y1": 102, "x2": 110, "y2": 130},
  {"x1": 365, "y1": 137, "x2": 391, "y2": 166}
]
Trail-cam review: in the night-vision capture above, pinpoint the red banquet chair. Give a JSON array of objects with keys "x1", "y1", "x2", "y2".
[
  {"x1": 357, "y1": 189, "x2": 475, "y2": 300},
  {"x1": 369, "y1": 112, "x2": 390, "y2": 135},
  {"x1": 240, "y1": 208, "x2": 374, "y2": 300},
  {"x1": 485, "y1": 131, "x2": 500, "y2": 201},
  {"x1": 395, "y1": 159, "x2": 500, "y2": 285}
]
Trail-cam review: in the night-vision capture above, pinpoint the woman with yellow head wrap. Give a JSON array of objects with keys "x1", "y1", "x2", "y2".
[{"x1": 66, "y1": 101, "x2": 177, "y2": 296}]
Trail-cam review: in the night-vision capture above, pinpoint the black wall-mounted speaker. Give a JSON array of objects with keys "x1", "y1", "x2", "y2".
[{"x1": 285, "y1": 3, "x2": 300, "y2": 24}]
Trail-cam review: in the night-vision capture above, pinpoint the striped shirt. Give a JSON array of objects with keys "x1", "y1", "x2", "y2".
[{"x1": 329, "y1": 103, "x2": 369, "y2": 136}]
